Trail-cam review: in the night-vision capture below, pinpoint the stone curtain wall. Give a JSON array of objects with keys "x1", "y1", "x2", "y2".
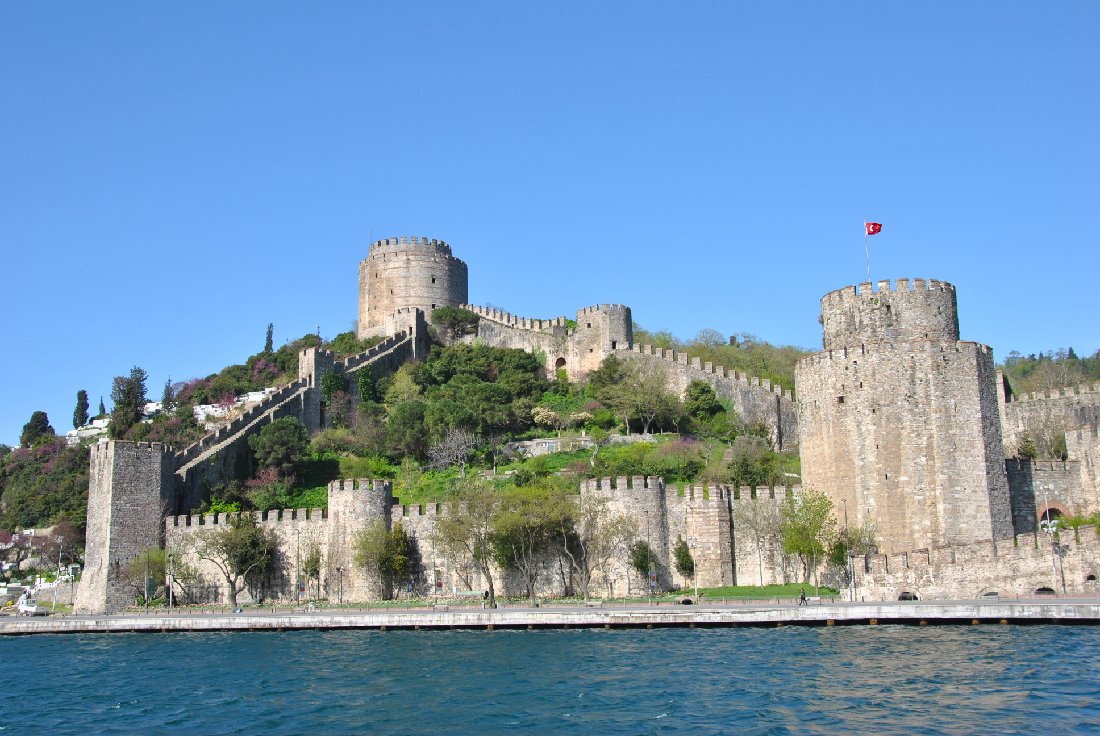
[
  {"x1": 358, "y1": 236, "x2": 468, "y2": 336},
  {"x1": 854, "y1": 526, "x2": 1100, "y2": 601},
  {"x1": 157, "y1": 476, "x2": 804, "y2": 606},
  {"x1": 1005, "y1": 459, "x2": 1095, "y2": 532},
  {"x1": 996, "y1": 376, "x2": 1100, "y2": 459},
  {"x1": 1067, "y1": 427, "x2": 1100, "y2": 513},
  {"x1": 618, "y1": 346, "x2": 798, "y2": 452},
  {"x1": 74, "y1": 442, "x2": 176, "y2": 614}
]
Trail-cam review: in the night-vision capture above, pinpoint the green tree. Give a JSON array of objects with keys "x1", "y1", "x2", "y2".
[
  {"x1": 733, "y1": 498, "x2": 783, "y2": 586},
  {"x1": 431, "y1": 306, "x2": 480, "y2": 341},
  {"x1": 356, "y1": 367, "x2": 379, "y2": 403},
  {"x1": 110, "y1": 366, "x2": 148, "y2": 438},
  {"x1": 98, "y1": 397, "x2": 106, "y2": 418},
  {"x1": 354, "y1": 520, "x2": 415, "y2": 599},
  {"x1": 302, "y1": 544, "x2": 322, "y2": 600},
  {"x1": 630, "y1": 540, "x2": 656, "y2": 587},
  {"x1": 491, "y1": 486, "x2": 571, "y2": 606},
  {"x1": 20, "y1": 411, "x2": 55, "y2": 447},
  {"x1": 191, "y1": 514, "x2": 277, "y2": 609},
  {"x1": 780, "y1": 490, "x2": 836, "y2": 585},
  {"x1": 674, "y1": 537, "x2": 695, "y2": 579},
  {"x1": 248, "y1": 417, "x2": 309, "y2": 478},
  {"x1": 555, "y1": 494, "x2": 636, "y2": 603},
  {"x1": 160, "y1": 378, "x2": 174, "y2": 415},
  {"x1": 73, "y1": 390, "x2": 90, "y2": 429},
  {"x1": 684, "y1": 380, "x2": 723, "y2": 421},
  {"x1": 265, "y1": 323, "x2": 274, "y2": 354},
  {"x1": 432, "y1": 479, "x2": 502, "y2": 607}
]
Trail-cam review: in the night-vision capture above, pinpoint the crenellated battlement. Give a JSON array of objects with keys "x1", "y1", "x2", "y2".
[
  {"x1": 1004, "y1": 382, "x2": 1100, "y2": 404},
  {"x1": 820, "y1": 277, "x2": 960, "y2": 350},
  {"x1": 577, "y1": 303, "x2": 628, "y2": 316},
  {"x1": 628, "y1": 343, "x2": 793, "y2": 400},
  {"x1": 328, "y1": 478, "x2": 393, "y2": 495},
  {"x1": 459, "y1": 304, "x2": 569, "y2": 333},
  {"x1": 366, "y1": 235, "x2": 454, "y2": 257}
]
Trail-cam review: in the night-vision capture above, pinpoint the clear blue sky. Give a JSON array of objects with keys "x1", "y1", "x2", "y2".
[{"x1": 2, "y1": 2, "x2": 1097, "y2": 445}]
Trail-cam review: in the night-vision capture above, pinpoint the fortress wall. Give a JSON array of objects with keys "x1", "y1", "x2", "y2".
[
  {"x1": 997, "y1": 377, "x2": 1100, "y2": 458},
  {"x1": 618, "y1": 347, "x2": 797, "y2": 452},
  {"x1": 727, "y1": 488, "x2": 800, "y2": 587},
  {"x1": 797, "y1": 340, "x2": 1012, "y2": 554},
  {"x1": 463, "y1": 303, "x2": 632, "y2": 382},
  {"x1": 1005, "y1": 459, "x2": 1095, "y2": 533},
  {"x1": 74, "y1": 442, "x2": 176, "y2": 614},
  {"x1": 359, "y1": 236, "x2": 468, "y2": 335},
  {"x1": 854, "y1": 525, "x2": 1100, "y2": 601},
  {"x1": 1067, "y1": 427, "x2": 1100, "y2": 512},
  {"x1": 821, "y1": 278, "x2": 959, "y2": 351}
]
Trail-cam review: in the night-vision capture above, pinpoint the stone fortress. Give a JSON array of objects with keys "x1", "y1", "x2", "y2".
[{"x1": 74, "y1": 237, "x2": 1100, "y2": 613}]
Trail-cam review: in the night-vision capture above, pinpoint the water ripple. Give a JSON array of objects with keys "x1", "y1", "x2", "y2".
[{"x1": 1, "y1": 626, "x2": 1098, "y2": 734}]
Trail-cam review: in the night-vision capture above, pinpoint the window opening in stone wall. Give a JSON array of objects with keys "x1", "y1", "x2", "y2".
[
  {"x1": 555, "y1": 357, "x2": 566, "y2": 369},
  {"x1": 837, "y1": 396, "x2": 845, "y2": 404},
  {"x1": 1087, "y1": 574, "x2": 1097, "y2": 582},
  {"x1": 884, "y1": 473, "x2": 889, "y2": 480},
  {"x1": 587, "y1": 322, "x2": 592, "y2": 328},
  {"x1": 431, "y1": 276, "x2": 436, "y2": 283},
  {"x1": 611, "y1": 341, "x2": 617, "y2": 350}
]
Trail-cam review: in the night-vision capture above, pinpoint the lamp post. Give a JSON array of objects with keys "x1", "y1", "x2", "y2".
[
  {"x1": 168, "y1": 553, "x2": 174, "y2": 613},
  {"x1": 688, "y1": 503, "x2": 698, "y2": 598},
  {"x1": 1040, "y1": 514, "x2": 1060, "y2": 594},
  {"x1": 52, "y1": 536, "x2": 63, "y2": 612},
  {"x1": 644, "y1": 508, "x2": 653, "y2": 606},
  {"x1": 295, "y1": 528, "x2": 301, "y2": 606},
  {"x1": 336, "y1": 566, "x2": 343, "y2": 604},
  {"x1": 843, "y1": 499, "x2": 854, "y2": 603}
]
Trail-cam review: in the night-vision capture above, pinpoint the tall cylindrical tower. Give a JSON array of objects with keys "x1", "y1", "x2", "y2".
[
  {"x1": 357, "y1": 236, "x2": 468, "y2": 337},
  {"x1": 796, "y1": 278, "x2": 1012, "y2": 554}
]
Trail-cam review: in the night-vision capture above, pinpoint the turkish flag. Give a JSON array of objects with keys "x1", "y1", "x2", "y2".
[{"x1": 865, "y1": 222, "x2": 883, "y2": 236}]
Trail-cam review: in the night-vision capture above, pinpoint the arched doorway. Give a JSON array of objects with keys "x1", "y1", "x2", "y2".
[{"x1": 555, "y1": 357, "x2": 566, "y2": 370}]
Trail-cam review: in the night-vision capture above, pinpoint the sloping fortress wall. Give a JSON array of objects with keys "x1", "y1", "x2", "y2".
[
  {"x1": 358, "y1": 236, "x2": 468, "y2": 337},
  {"x1": 853, "y1": 526, "x2": 1100, "y2": 601},
  {"x1": 797, "y1": 279, "x2": 1013, "y2": 554},
  {"x1": 618, "y1": 345, "x2": 797, "y2": 452}
]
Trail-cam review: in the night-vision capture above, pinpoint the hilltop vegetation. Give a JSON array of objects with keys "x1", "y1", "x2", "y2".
[
  {"x1": 998, "y1": 347, "x2": 1100, "y2": 397},
  {"x1": 632, "y1": 324, "x2": 806, "y2": 395}
]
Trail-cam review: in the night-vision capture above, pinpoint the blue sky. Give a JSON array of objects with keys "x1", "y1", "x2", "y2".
[{"x1": 2, "y1": 2, "x2": 1097, "y2": 445}]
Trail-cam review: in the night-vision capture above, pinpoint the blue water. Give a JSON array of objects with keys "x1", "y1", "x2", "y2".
[{"x1": 3, "y1": 626, "x2": 1099, "y2": 735}]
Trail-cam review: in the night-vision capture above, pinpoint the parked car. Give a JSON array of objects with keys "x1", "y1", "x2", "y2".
[{"x1": 16, "y1": 593, "x2": 45, "y2": 616}]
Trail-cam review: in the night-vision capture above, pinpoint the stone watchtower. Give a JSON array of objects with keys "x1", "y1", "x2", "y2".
[
  {"x1": 795, "y1": 279, "x2": 1013, "y2": 554},
  {"x1": 357, "y1": 236, "x2": 468, "y2": 338}
]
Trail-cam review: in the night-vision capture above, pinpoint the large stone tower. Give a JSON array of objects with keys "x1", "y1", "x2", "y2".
[
  {"x1": 357, "y1": 236, "x2": 468, "y2": 338},
  {"x1": 795, "y1": 278, "x2": 1013, "y2": 553}
]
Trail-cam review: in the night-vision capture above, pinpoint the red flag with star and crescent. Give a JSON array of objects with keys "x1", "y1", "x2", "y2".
[{"x1": 865, "y1": 222, "x2": 883, "y2": 236}]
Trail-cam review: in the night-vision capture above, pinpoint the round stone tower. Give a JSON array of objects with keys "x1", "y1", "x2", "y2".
[
  {"x1": 357, "y1": 236, "x2": 468, "y2": 338},
  {"x1": 796, "y1": 278, "x2": 1012, "y2": 555}
]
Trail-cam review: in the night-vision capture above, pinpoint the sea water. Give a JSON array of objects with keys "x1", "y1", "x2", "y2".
[{"x1": 3, "y1": 626, "x2": 1099, "y2": 735}]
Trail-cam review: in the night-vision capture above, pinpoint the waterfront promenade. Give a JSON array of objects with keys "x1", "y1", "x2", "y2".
[{"x1": 3, "y1": 599, "x2": 1099, "y2": 635}]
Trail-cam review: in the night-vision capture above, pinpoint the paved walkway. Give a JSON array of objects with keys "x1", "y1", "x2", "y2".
[{"x1": 3, "y1": 599, "x2": 1099, "y2": 635}]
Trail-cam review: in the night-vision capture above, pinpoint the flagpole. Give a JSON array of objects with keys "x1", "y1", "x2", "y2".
[{"x1": 864, "y1": 222, "x2": 870, "y2": 283}]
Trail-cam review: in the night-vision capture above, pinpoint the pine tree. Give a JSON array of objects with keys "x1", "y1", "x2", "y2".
[
  {"x1": 98, "y1": 397, "x2": 106, "y2": 418},
  {"x1": 161, "y1": 377, "x2": 175, "y2": 413},
  {"x1": 265, "y1": 323, "x2": 274, "y2": 354},
  {"x1": 110, "y1": 366, "x2": 149, "y2": 438},
  {"x1": 20, "y1": 411, "x2": 55, "y2": 447},
  {"x1": 73, "y1": 390, "x2": 90, "y2": 429}
]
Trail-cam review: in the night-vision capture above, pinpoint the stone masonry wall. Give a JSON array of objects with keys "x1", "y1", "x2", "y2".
[
  {"x1": 996, "y1": 375, "x2": 1100, "y2": 459},
  {"x1": 854, "y1": 525, "x2": 1100, "y2": 601},
  {"x1": 74, "y1": 442, "x2": 176, "y2": 614},
  {"x1": 821, "y1": 278, "x2": 959, "y2": 351},
  {"x1": 358, "y1": 236, "x2": 467, "y2": 336},
  {"x1": 798, "y1": 340, "x2": 1012, "y2": 553},
  {"x1": 618, "y1": 346, "x2": 798, "y2": 452},
  {"x1": 1005, "y1": 458, "x2": 1096, "y2": 532}
]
